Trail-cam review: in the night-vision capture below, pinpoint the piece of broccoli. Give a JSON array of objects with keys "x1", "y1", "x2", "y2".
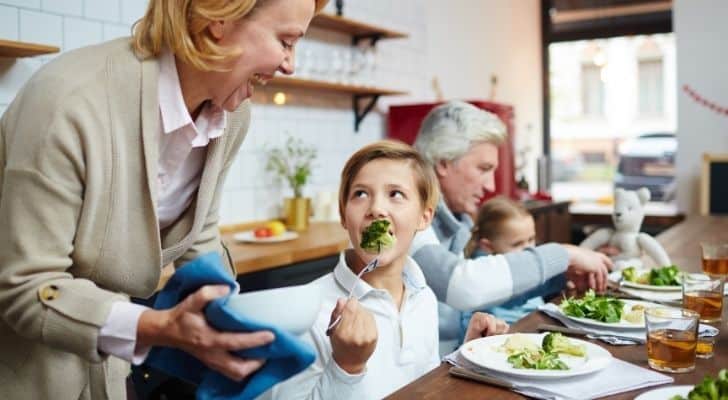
[
  {"x1": 360, "y1": 219, "x2": 396, "y2": 254},
  {"x1": 541, "y1": 332, "x2": 586, "y2": 357},
  {"x1": 671, "y1": 369, "x2": 728, "y2": 400},
  {"x1": 622, "y1": 267, "x2": 638, "y2": 282}
]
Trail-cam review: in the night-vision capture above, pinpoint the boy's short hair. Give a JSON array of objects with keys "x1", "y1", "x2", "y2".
[
  {"x1": 131, "y1": 0, "x2": 328, "y2": 72},
  {"x1": 339, "y1": 140, "x2": 440, "y2": 220}
]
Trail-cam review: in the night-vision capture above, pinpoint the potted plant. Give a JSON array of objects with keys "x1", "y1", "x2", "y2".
[{"x1": 265, "y1": 135, "x2": 317, "y2": 231}]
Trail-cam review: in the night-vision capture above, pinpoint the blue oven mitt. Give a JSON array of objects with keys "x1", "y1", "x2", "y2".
[{"x1": 145, "y1": 252, "x2": 317, "y2": 400}]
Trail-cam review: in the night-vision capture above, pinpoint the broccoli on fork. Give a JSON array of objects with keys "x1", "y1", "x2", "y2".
[{"x1": 360, "y1": 219, "x2": 396, "y2": 254}]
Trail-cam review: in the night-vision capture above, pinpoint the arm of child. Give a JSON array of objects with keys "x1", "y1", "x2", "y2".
[{"x1": 463, "y1": 312, "x2": 509, "y2": 343}]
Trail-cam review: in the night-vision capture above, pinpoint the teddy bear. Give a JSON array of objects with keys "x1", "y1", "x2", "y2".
[{"x1": 580, "y1": 187, "x2": 671, "y2": 270}]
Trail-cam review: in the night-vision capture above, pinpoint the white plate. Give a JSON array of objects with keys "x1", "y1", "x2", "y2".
[
  {"x1": 609, "y1": 270, "x2": 681, "y2": 292},
  {"x1": 460, "y1": 333, "x2": 612, "y2": 380},
  {"x1": 233, "y1": 230, "x2": 299, "y2": 243},
  {"x1": 557, "y1": 299, "x2": 661, "y2": 330},
  {"x1": 634, "y1": 385, "x2": 693, "y2": 400}
]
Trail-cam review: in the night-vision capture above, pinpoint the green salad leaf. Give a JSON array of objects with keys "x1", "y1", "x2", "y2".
[
  {"x1": 560, "y1": 290, "x2": 625, "y2": 323},
  {"x1": 507, "y1": 349, "x2": 569, "y2": 370},
  {"x1": 503, "y1": 332, "x2": 584, "y2": 371},
  {"x1": 622, "y1": 265, "x2": 681, "y2": 286},
  {"x1": 670, "y1": 368, "x2": 728, "y2": 400},
  {"x1": 360, "y1": 219, "x2": 396, "y2": 254}
]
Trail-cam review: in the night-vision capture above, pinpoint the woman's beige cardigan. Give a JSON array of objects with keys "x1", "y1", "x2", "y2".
[{"x1": 0, "y1": 38, "x2": 250, "y2": 399}]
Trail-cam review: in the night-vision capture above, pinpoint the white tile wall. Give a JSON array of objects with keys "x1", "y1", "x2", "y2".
[
  {"x1": 0, "y1": 0, "x2": 40, "y2": 9},
  {"x1": 20, "y1": 9, "x2": 62, "y2": 48},
  {"x1": 0, "y1": 5, "x2": 19, "y2": 40},
  {"x1": 63, "y1": 16, "x2": 102, "y2": 51},
  {"x1": 0, "y1": 0, "x2": 430, "y2": 225},
  {"x1": 41, "y1": 0, "x2": 82, "y2": 16},
  {"x1": 84, "y1": 0, "x2": 120, "y2": 23}
]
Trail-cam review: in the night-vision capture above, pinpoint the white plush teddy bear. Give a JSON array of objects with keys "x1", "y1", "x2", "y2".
[{"x1": 580, "y1": 187, "x2": 671, "y2": 270}]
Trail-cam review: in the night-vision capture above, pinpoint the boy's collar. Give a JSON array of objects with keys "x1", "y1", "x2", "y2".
[{"x1": 333, "y1": 251, "x2": 427, "y2": 300}]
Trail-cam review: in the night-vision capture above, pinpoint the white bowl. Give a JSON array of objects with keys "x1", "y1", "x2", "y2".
[{"x1": 226, "y1": 284, "x2": 322, "y2": 335}]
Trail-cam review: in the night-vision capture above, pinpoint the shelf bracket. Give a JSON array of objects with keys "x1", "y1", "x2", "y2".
[
  {"x1": 353, "y1": 94, "x2": 380, "y2": 132},
  {"x1": 352, "y1": 34, "x2": 382, "y2": 47}
]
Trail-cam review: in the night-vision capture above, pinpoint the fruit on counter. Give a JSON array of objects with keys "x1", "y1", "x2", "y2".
[
  {"x1": 265, "y1": 220, "x2": 286, "y2": 236},
  {"x1": 253, "y1": 227, "x2": 273, "y2": 238}
]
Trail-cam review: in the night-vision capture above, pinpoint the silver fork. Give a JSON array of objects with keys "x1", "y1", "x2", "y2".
[{"x1": 325, "y1": 258, "x2": 379, "y2": 335}]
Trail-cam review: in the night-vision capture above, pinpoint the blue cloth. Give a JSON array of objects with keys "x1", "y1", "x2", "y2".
[{"x1": 145, "y1": 252, "x2": 317, "y2": 400}]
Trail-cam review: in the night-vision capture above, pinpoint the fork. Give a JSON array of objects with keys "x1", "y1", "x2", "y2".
[{"x1": 325, "y1": 258, "x2": 379, "y2": 335}]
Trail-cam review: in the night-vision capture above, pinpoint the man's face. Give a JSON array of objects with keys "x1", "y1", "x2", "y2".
[{"x1": 435, "y1": 142, "x2": 499, "y2": 215}]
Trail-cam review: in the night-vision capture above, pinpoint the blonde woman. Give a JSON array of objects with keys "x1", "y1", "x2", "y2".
[{"x1": 0, "y1": 0, "x2": 327, "y2": 398}]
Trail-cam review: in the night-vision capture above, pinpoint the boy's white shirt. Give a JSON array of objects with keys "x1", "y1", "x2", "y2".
[{"x1": 263, "y1": 251, "x2": 440, "y2": 400}]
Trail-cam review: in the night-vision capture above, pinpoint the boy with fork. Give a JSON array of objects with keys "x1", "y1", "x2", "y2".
[{"x1": 264, "y1": 140, "x2": 508, "y2": 399}]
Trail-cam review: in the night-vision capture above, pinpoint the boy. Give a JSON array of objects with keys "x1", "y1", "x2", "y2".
[{"x1": 265, "y1": 140, "x2": 508, "y2": 399}]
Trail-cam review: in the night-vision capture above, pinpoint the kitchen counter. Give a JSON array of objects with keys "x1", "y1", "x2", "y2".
[{"x1": 221, "y1": 221, "x2": 350, "y2": 276}]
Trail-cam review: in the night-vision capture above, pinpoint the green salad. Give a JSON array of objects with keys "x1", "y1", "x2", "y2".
[
  {"x1": 560, "y1": 290, "x2": 625, "y2": 323},
  {"x1": 622, "y1": 265, "x2": 681, "y2": 286},
  {"x1": 670, "y1": 369, "x2": 728, "y2": 400},
  {"x1": 503, "y1": 332, "x2": 585, "y2": 371},
  {"x1": 360, "y1": 219, "x2": 396, "y2": 254}
]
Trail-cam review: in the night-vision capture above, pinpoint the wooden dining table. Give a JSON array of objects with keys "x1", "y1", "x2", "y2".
[{"x1": 387, "y1": 215, "x2": 728, "y2": 399}]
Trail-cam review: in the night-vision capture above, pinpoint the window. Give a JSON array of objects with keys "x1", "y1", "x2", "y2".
[
  {"x1": 638, "y1": 59, "x2": 663, "y2": 115},
  {"x1": 581, "y1": 64, "x2": 604, "y2": 116}
]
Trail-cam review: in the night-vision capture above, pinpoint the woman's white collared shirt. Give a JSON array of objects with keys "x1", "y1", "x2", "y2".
[{"x1": 265, "y1": 252, "x2": 440, "y2": 400}]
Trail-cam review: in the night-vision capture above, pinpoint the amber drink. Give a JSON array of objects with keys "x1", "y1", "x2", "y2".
[
  {"x1": 644, "y1": 308, "x2": 699, "y2": 373},
  {"x1": 682, "y1": 274, "x2": 724, "y2": 323},
  {"x1": 701, "y1": 243, "x2": 728, "y2": 275}
]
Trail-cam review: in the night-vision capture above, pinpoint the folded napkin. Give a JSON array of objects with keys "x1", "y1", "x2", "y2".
[
  {"x1": 538, "y1": 303, "x2": 646, "y2": 344},
  {"x1": 145, "y1": 252, "x2": 317, "y2": 400},
  {"x1": 445, "y1": 349, "x2": 673, "y2": 400}
]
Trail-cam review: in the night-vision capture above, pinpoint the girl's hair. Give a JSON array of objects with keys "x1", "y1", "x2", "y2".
[
  {"x1": 339, "y1": 140, "x2": 440, "y2": 220},
  {"x1": 131, "y1": 0, "x2": 328, "y2": 72},
  {"x1": 464, "y1": 196, "x2": 531, "y2": 257}
]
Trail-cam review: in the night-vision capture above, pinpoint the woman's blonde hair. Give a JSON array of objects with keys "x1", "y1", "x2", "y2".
[
  {"x1": 464, "y1": 196, "x2": 531, "y2": 257},
  {"x1": 132, "y1": 0, "x2": 328, "y2": 72},
  {"x1": 339, "y1": 140, "x2": 440, "y2": 221}
]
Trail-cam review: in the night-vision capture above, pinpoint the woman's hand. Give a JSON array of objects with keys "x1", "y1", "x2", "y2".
[
  {"x1": 137, "y1": 285, "x2": 275, "y2": 381},
  {"x1": 464, "y1": 312, "x2": 509, "y2": 343},
  {"x1": 562, "y1": 244, "x2": 613, "y2": 292},
  {"x1": 327, "y1": 298, "x2": 377, "y2": 374}
]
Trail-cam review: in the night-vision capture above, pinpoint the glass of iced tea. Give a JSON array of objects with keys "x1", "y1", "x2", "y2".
[
  {"x1": 701, "y1": 243, "x2": 728, "y2": 276},
  {"x1": 645, "y1": 307, "x2": 699, "y2": 373},
  {"x1": 682, "y1": 273, "x2": 724, "y2": 323}
]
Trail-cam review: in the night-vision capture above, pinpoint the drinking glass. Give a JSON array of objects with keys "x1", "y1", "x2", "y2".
[
  {"x1": 701, "y1": 243, "x2": 728, "y2": 275},
  {"x1": 645, "y1": 307, "x2": 699, "y2": 373},
  {"x1": 682, "y1": 273, "x2": 724, "y2": 323}
]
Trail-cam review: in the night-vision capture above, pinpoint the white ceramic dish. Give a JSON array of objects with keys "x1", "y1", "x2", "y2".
[
  {"x1": 233, "y1": 230, "x2": 299, "y2": 244},
  {"x1": 634, "y1": 385, "x2": 693, "y2": 400},
  {"x1": 557, "y1": 299, "x2": 662, "y2": 330},
  {"x1": 460, "y1": 333, "x2": 612, "y2": 380},
  {"x1": 609, "y1": 270, "x2": 681, "y2": 292},
  {"x1": 226, "y1": 284, "x2": 321, "y2": 335}
]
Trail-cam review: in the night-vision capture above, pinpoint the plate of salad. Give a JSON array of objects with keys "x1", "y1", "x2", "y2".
[
  {"x1": 612, "y1": 265, "x2": 683, "y2": 291},
  {"x1": 460, "y1": 332, "x2": 612, "y2": 379},
  {"x1": 557, "y1": 290, "x2": 661, "y2": 329}
]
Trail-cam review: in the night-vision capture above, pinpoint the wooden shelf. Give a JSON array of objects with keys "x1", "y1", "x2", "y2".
[
  {"x1": 268, "y1": 76, "x2": 408, "y2": 97},
  {"x1": 0, "y1": 39, "x2": 59, "y2": 57},
  {"x1": 311, "y1": 13, "x2": 408, "y2": 41}
]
